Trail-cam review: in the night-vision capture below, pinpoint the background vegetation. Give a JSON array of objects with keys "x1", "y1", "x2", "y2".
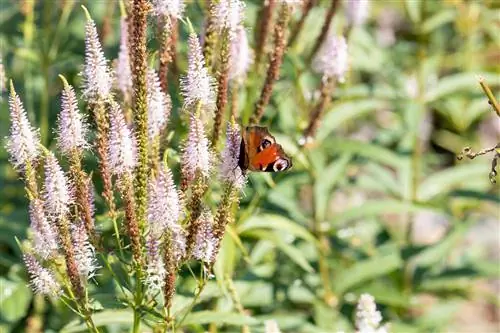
[{"x1": 0, "y1": 0, "x2": 499, "y2": 332}]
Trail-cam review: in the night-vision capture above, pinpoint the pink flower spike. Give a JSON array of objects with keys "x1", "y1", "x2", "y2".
[
  {"x1": 151, "y1": 0, "x2": 185, "y2": 19},
  {"x1": 82, "y1": 14, "x2": 112, "y2": 101},
  {"x1": 108, "y1": 102, "x2": 137, "y2": 176},
  {"x1": 29, "y1": 198, "x2": 59, "y2": 259},
  {"x1": 347, "y1": 0, "x2": 371, "y2": 27},
  {"x1": 219, "y1": 122, "x2": 246, "y2": 189},
  {"x1": 180, "y1": 33, "x2": 216, "y2": 111},
  {"x1": 147, "y1": 69, "x2": 171, "y2": 141},
  {"x1": 71, "y1": 220, "x2": 99, "y2": 280},
  {"x1": 192, "y1": 208, "x2": 217, "y2": 263},
  {"x1": 145, "y1": 234, "x2": 166, "y2": 292},
  {"x1": 57, "y1": 82, "x2": 89, "y2": 154},
  {"x1": 5, "y1": 84, "x2": 40, "y2": 171},
  {"x1": 312, "y1": 34, "x2": 348, "y2": 83},
  {"x1": 116, "y1": 17, "x2": 133, "y2": 97},
  {"x1": 147, "y1": 165, "x2": 181, "y2": 234},
  {"x1": 212, "y1": 0, "x2": 245, "y2": 35},
  {"x1": 229, "y1": 25, "x2": 253, "y2": 81},
  {"x1": 182, "y1": 113, "x2": 212, "y2": 182},
  {"x1": 43, "y1": 152, "x2": 73, "y2": 219},
  {"x1": 23, "y1": 253, "x2": 61, "y2": 296}
]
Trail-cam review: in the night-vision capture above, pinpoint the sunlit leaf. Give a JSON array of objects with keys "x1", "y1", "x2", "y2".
[
  {"x1": 0, "y1": 277, "x2": 32, "y2": 323},
  {"x1": 334, "y1": 251, "x2": 402, "y2": 294},
  {"x1": 244, "y1": 230, "x2": 314, "y2": 273},
  {"x1": 61, "y1": 310, "x2": 134, "y2": 332},
  {"x1": 238, "y1": 214, "x2": 316, "y2": 243}
]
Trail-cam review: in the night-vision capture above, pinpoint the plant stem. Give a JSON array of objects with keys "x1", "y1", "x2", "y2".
[
  {"x1": 308, "y1": 0, "x2": 340, "y2": 63},
  {"x1": 175, "y1": 279, "x2": 207, "y2": 329},
  {"x1": 130, "y1": 1, "x2": 149, "y2": 330},
  {"x1": 251, "y1": 3, "x2": 291, "y2": 124},
  {"x1": 288, "y1": 0, "x2": 315, "y2": 47},
  {"x1": 478, "y1": 77, "x2": 500, "y2": 117}
]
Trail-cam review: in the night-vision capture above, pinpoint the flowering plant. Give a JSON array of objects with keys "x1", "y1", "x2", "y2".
[{"x1": 1, "y1": 0, "x2": 498, "y2": 332}]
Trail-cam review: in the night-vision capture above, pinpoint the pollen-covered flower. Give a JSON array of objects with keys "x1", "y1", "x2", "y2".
[
  {"x1": 356, "y1": 293, "x2": 389, "y2": 333},
  {"x1": 347, "y1": 0, "x2": 371, "y2": 27},
  {"x1": 147, "y1": 69, "x2": 171, "y2": 140},
  {"x1": 312, "y1": 34, "x2": 348, "y2": 83},
  {"x1": 182, "y1": 114, "x2": 212, "y2": 182},
  {"x1": 219, "y1": 122, "x2": 245, "y2": 189},
  {"x1": 43, "y1": 152, "x2": 73, "y2": 218},
  {"x1": 229, "y1": 25, "x2": 253, "y2": 81},
  {"x1": 151, "y1": 0, "x2": 185, "y2": 18},
  {"x1": 115, "y1": 17, "x2": 133, "y2": 97},
  {"x1": 82, "y1": 15, "x2": 112, "y2": 100},
  {"x1": 212, "y1": 0, "x2": 245, "y2": 34},
  {"x1": 29, "y1": 199, "x2": 59, "y2": 259},
  {"x1": 108, "y1": 102, "x2": 137, "y2": 176},
  {"x1": 147, "y1": 165, "x2": 182, "y2": 234},
  {"x1": 5, "y1": 86, "x2": 40, "y2": 170},
  {"x1": 180, "y1": 33, "x2": 216, "y2": 110},
  {"x1": 23, "y1": 253, "x2": 61, "y2": 296},
  {"x1": 192, "y1": 208, "x2": 217, "y2": 263},
  {"x1": 56, "y1": 82, "x2": 88, "y2": 154},
  {"x1": 145, "y1": 234, "x2": 166, "y2": 292},
  {"x1": 71, "y1": 220, "x2": 98, "y2": 279}
]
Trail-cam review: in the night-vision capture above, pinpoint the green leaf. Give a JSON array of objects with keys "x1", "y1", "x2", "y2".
[
  {"x1": 425, "y1": 72, "x2": 500, "y2": 102},
  {"x1": 0, "y1": 277, "x2": 32, "y2": 323},
  {"x1": 244, "y1": 230, "x2": 314, "y2": 273},
  {"x1": 314, "y1": 154, "x2": 352, "y2": 222},
  {"x1": 419, "y1": 276, "x2": 471, "y2": 292},
  {"x1": 181, "y1": 311, "x2": 259, "y2": 326},
  {"x1": 409, "y1": 222, "x2": 469, "y2": 268},
  {"x1": 332, "y1": 200, "x2": 440, "y2": 226},
  {"x1": 421, "y1": 9, "x2": 456, "y2": 33},
  {"x1": 238, "y1": 214, "x2": 316, "y2": 243},
  {"x1": 61, "y1": 309, "x2": 134, "y2": 332},
  {"x1": 316, "y1": 100, "x2": 388, "y2": 142},
  {"x1": 355, "y1": 280, "x2": 410, "y2": 308},
  {"x1": 214, "y1": 233, "x2": 237, "y2": 281},
  {"x1": 322, "y1": 139, "x2": 404, "y2": 169},
  {"x1": 405, "y1": 0, "x2": 422, "y2": 23},
  {"x1": 334, "y1": 251, "x2": 402, "y2": 294},
  {"x1": 417, "y1": 163, "x2": 489, "y2": 201}
]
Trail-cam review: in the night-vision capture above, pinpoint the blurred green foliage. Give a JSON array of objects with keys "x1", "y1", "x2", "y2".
[{"x1": 0, "y1": 0, "x2": 499, "y2": 332}]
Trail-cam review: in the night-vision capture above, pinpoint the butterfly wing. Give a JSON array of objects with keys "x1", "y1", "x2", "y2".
[{"x1": 240, "y1": 126, "x2": 292, "y2": 172}]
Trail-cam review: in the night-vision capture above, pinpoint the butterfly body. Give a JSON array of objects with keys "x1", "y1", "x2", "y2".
[{"x1": 238, "y1": 126, "x2": 292, "y2": 173}]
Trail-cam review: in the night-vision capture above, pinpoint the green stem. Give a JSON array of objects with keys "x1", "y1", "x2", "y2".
[
  {"x1": 175, "y1": 279, "x2": 207, "y2": 329},
  {"x1": 478, "y1": 77, "x2": 500, "y2": 117}
]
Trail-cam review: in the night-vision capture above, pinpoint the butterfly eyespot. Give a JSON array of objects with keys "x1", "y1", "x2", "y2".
[
  {"x1": 257, "y1": 138, "x2": 273, "y2": 152},
  {"x1": 273, "y1": 159, "x2": 289, "y2": 172}
]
